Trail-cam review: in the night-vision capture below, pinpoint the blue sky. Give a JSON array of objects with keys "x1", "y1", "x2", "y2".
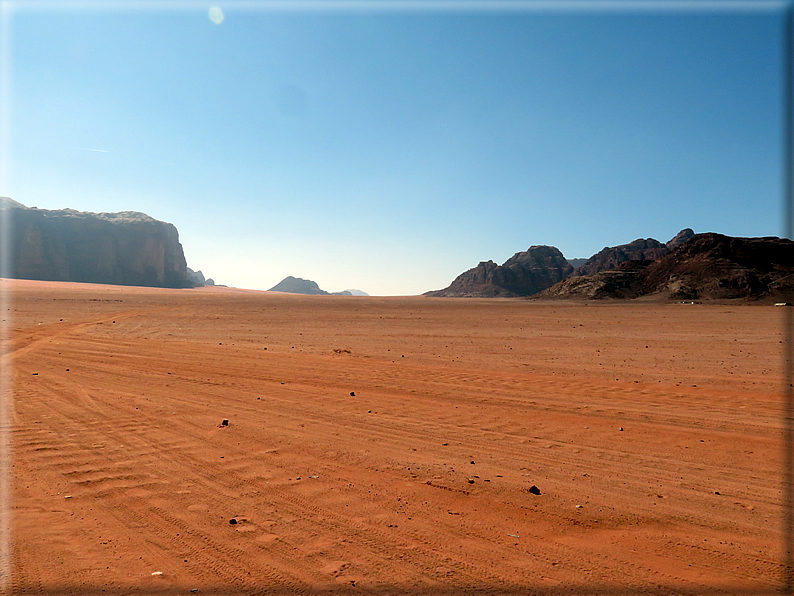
[{"x1": 1, "y1": 1, "x2": 785, "y2": 295}]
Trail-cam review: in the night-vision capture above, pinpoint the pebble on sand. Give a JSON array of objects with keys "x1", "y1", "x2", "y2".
[{"x1": 529, "y1": 485, "x2": 541, "y2": 495}]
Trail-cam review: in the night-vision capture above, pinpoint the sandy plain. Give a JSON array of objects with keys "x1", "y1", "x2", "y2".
[{"x1": 0, "y1": 278, "x2": 787, "y2": 595}]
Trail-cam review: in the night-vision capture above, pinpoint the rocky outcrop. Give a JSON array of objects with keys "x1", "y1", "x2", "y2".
[
  {"x1": 665, "y1": 228, "x2": 695, "y2": 250},
  {"x1": 187, "y1": 268, "x2": 205, "y2": 285},
  {"x1": 539, "y1": 234, "x2": 794, "y2": 301},
  {"x1": 2, "y1": 199, "x2": 190, "y2": 288},
  {"x1": 187, "y1": 268, "x2": 217, "y2": 287},
  {"x1": 269, "y1": 276, "x2": 329, "y2": 295},
  {"x1": 425, "y1": 246, "x2": 573, "y2": 297}
]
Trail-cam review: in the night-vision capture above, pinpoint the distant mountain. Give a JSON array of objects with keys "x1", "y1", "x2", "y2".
[
  {"x1": 538, "y1": 233, "x2": 794, "y2": 301},
  {"x1": 1, "y1": 198, "x2": 190, "y2": 288},
  {"x1": 425, "y1": 246, "x2": 573, "y2": 297},
  {"x1": 567, "y1": 258, "x2": 589, "y2": 269},
  {"x1": 425, "y1": 228, "x2": 792, "y2": 301},
  {"x1": 269, "y1": 276, "x2": 329, "y2": 295},
  {"x1": 268, "y1": 277, "x2": 369, "y2": 296}
]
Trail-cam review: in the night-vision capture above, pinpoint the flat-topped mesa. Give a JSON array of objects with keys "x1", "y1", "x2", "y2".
[
  {"x1": 425, "y1": 245, "x2": 573, "y2": 297},
  {"x1": 1, "y1": 199, "x2": 190, "y2": 288}
]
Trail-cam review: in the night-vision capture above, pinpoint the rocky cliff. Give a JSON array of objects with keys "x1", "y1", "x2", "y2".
[
  {"x1": 1, "y1": 199, "x2": 190, "y2": 288},
  {"x1": 425, "y1": 246, "x2": 573, "y2": 297}
]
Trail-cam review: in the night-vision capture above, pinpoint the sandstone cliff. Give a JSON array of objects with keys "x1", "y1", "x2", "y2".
[{"x1": 1, "y1": 199, "x2": 190, "y2": 288}]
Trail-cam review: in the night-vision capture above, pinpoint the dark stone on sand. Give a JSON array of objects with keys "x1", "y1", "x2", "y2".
[
  {"x1": 529, "y1": 485, "x2": 541, "y2": 495},
  {"x1": 221, "y1": 419, "x2": 229, "y2": 426}
]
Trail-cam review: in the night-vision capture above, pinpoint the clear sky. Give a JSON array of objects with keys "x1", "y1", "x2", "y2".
[{"x1": 1, "y1": 0, "x2": 786, "y2": 295}]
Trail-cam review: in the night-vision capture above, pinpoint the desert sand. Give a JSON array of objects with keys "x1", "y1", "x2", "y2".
[{"x1": 1, "y1": 279, "x2": 787, "y2": 595}]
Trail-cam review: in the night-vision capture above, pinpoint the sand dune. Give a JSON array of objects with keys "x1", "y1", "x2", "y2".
[{"x1": 1, "y1": 279, "x2": 785, "y2": 594}]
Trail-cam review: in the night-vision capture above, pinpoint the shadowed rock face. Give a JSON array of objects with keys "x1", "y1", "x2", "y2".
[
  {"x1": 425, "y1": 246, "x2": 573, "y2": 297},
  {"x1": 1, "y1": 200, "x2": 190, "y2": 288},
  {"x1": 536, "y1": 260, "x2": 653, "y2": 300}
]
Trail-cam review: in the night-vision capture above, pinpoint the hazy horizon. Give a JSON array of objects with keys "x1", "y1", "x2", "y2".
[{"x1": 1, "y1": 1, "x2": 785, "y2": 295}]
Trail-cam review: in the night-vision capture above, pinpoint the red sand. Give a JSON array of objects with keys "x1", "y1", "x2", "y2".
[{"x1": 1, "y1": 279, "x2": 786, "y2": 594}]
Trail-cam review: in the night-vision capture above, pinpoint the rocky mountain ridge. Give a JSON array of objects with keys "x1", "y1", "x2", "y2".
[
  {"x1": 537, "y1": 233, "x2": 794, "y2": 301},
  {"x1": 426, "y1": 228, "x2": 790, "y2": 301}
]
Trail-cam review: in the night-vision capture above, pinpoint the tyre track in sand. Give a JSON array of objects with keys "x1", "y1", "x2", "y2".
[{"x1": 7, "y1": 285, "x2": 784, "y2": 594}]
